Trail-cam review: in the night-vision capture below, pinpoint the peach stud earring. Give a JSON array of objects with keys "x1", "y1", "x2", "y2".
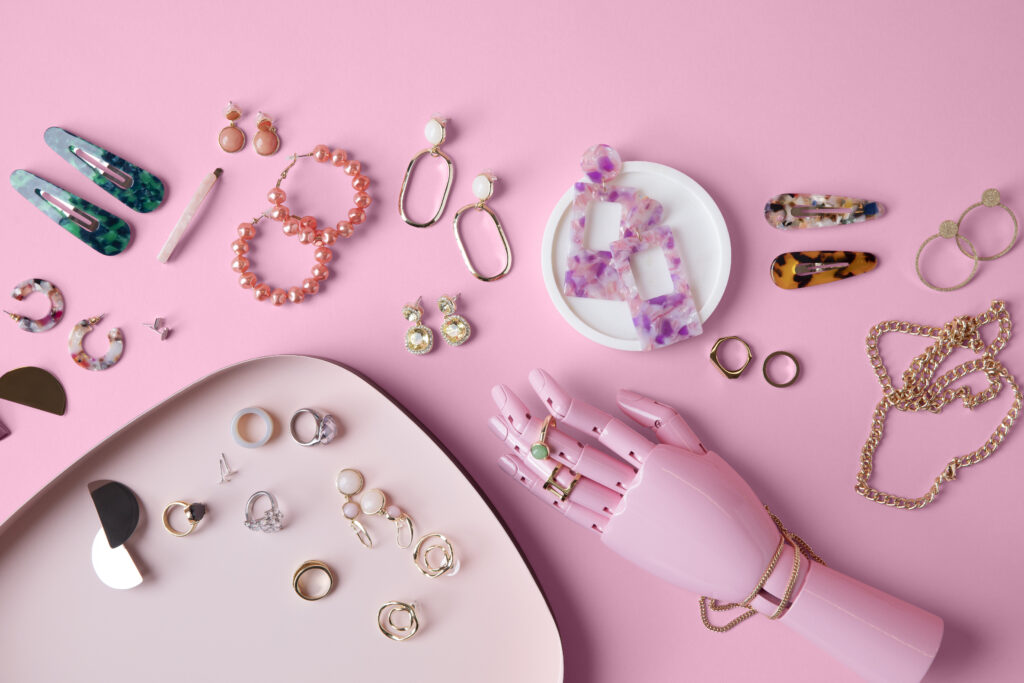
[
  {"x1": 253, "y1": 112, "x2": 281, "y2": 156},
  {"x1": 218, "y1": 102, "x2": 245, "y2": 153}
]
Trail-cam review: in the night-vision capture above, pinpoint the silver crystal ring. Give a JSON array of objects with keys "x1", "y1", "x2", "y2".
[
  {"x1": 244, "y1": 491, "x2": 284, "y2": 533},
  {"x1": 289, "y1": 408, "x2": 338, "y2": 447}
]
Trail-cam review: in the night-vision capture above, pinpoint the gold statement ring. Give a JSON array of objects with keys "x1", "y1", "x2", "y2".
[
  {"x1": 292, "y1": 560, "x2": 334, "y2": 601},
  {"x1": 378, "y1": 601, "x2": 419, "y2": 641},
  {"x1": 710, "y1": 336, "x2": 753, "y2": 379},
  {"x1": 162, "y1": 501, "x2": 207, "y2": 537}
]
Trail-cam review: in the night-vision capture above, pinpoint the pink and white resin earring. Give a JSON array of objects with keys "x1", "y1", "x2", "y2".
[
  {"x1": 252, "y1": 112, "x2": 281, "y2": 156},
  {"x1": 218, "y1": 102, "x2": 245, "y2": 153},
  {"x1": 69, "y1": 315, "x2": 124, "y2": 371}
]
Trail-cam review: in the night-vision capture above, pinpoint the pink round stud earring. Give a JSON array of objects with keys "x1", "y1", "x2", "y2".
[
  {"x1": 253, "y1": 112, "x2": 281, "y2": 156},
  {"x1": 218, "y1": 102, "x2": 245, "y2": 153}
]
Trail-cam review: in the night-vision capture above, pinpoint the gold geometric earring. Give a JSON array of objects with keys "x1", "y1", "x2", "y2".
[
  {"x1": 218, "y1": 102, "x2": 245, "y2": 153},
  {"x1": 437, "y1": 294, "x2": 471, "y2": 346},
  {"x1": 402, "y1": 298, "x2": 434, "y2": 355}
]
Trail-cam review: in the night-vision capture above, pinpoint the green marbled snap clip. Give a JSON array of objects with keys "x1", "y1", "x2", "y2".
[{"x1": 44, "y1": 127, "x2": 165, "y2": 213}]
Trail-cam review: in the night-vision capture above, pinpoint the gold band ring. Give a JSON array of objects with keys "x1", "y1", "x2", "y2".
[
  {"x1": 292, "y1": 560, "x2": 334, "y2": 601},
  {"x1": 763, "y1": 351, "x2": 800, "y2": 388},
  {"x1": 162, "y1": 500, "x2": 206, "y2": 537}
]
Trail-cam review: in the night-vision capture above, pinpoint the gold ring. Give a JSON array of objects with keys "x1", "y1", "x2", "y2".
[
  {"x1": 378, "y1": 601, "x2": 419, "y2": 641},
  {"x1": 413, "y1": 533, "x2": 458, "y2": 578},
  {"x1": 530, "y1": 415, "x2": 556, "y2": 460},
  {"x1": 292, "y1": 560, "x2": 334, "y2": 601},
  {"x1": 710, "y1": 336, "x2": 753, "y2": 379},
  {"x1": 542, "y1": 464, "x2": 581, "y2": 502},
  {"x1": 763, "y1": 351, "x2": 800, "y2": 388},
  {"x1": 162, "y1": 500, "x2": 206, "y2": 537}
]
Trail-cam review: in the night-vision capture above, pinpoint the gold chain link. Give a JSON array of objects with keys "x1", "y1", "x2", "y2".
[
  {"x1": 857, "y1": 300, "x2": 1022, "y2": 509},
  {"x1": 699, "y1": 507, "x2": 825, "y2": 632}
]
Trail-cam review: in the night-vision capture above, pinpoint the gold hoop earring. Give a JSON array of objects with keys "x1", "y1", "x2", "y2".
[
  {"x1": 399, "y1": 116, "x2": 453, "y2": 228},
  {"x1": 452, "y1": 171, "x2": 512, "y2": 282}
]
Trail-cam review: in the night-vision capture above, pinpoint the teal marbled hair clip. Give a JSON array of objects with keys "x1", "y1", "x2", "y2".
[
  {"x1": 44, "y1": 127, "x2": 165, "y2": 213},
  {"x1": 10, "y1": 170, "x2": 132, "y2": 255}
]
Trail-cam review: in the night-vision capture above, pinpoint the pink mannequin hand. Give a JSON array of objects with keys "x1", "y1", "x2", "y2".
[{"x1": 490, "y1": 369, "x2": 943, "y2": 683}]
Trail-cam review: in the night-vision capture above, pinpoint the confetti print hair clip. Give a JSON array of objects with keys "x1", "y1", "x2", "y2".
[{"x1": 764, "y1": 194, "x2": 885, "y2": 230}]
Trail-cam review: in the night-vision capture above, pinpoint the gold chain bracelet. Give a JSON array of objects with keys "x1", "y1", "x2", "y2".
[
  {"x1": 857, "y1": 300, "x2": 1022, "y2": 510},
  {"x1": 699, "y1": 507, "x2": 825, "y2": 632}
]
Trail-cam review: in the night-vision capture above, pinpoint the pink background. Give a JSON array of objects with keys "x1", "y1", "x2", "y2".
[{"x1": 2, "y1": 1, "x2": 1023, "y2": 681}]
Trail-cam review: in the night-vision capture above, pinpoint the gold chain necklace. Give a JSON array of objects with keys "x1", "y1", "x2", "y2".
[{"x1": 857, "y1": 300, "x2": 1022, "y2": 509}]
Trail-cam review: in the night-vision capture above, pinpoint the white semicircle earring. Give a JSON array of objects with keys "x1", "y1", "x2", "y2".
[{"x1": 69, "y1": 315, "x2": 124, "y2": 371}]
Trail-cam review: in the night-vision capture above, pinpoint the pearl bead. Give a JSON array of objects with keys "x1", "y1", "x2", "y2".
[
  {"x1": 312, "y1": 144, "x2": 331, "y2": 162},
  {"x1": 282, "y1": 217, "x2": 301, "y2": 236},
  {"x1": 288, "y1": 287, "x2": 305, "y2": 304},
  {"x1": 311, "y1": 263, "x2": 330, "y2": 281},
  {"x1": 253, "y1": 129, "x2": 280, "y2": 156},
  {"x1": 239, "y1": 272, "x2": 257, "y2": 289},
  {"x1": 300, "y1": 216, "x2": 318, "y2": 231},
  {"x1": 219, "y1": 125, "x2": 245, "y2": 153},
  {"x1": 270, "y1": 288, "x2": 287, "y2": 306},
  {"x1": 361, "y1": 488, "x2": 386, "y2": 515},
  {"x1": 269, "y1": 205, "x2": 290, "y2": 222},
  {"x1": 472, "y1": 173, "x2": 495, "y2": 201},
  {"x1": 336, "y1": 221, "x2": 354, "y2": 238},
  {"x1": 254, "y1": 283, "x2": 271, "y2": 300},
  {"x1": 231, "y1": 256, "x2": 250, "y2": 273},
  {"x1": 342, "y1": 501, "x2": 360, "y2": 519},
  {"x1": 314, "y1": 246, "x2": 333, "y2": 264},
  {"x1": 238, "y1": 223, "x2": 256, "y2": 240},
  {"x1": 267, "y1": 187, "x2": 287, "y2": 205},
  {"x1": 336, "y1": 468, "x2": 364, "y2": 496},
  {"x1": 348, "y1": 208, "x2": 365, "y2": 225},
  {"x1": 318, "y1": 228, "x2": 339, "y2": 245},
  {"x1": 352, "y1": 175, "x2": 370, "y2": 191},
  {"x1": 302, "y1": 278, "x2": 320, "y2": 295},
  {"x1": 343, "y1": 160, "x2": 361, "y2": 176},
  {"x1": 354, "y1": 191, "x2": 372, "y2": 208},
  {"x1": 424, "y1": 118, "x2": 445, "y2": 146},
  {"x1": 231, "y1": 239, "x2": 249, "y2": 255},
  {"x1": 298, "y1": 228, "x2": 316, "y2": 244},
  {"x1": 331, "y1": 149, "x2": 348, "y2": 166},
  {"x1": 386, "y1": 505, "x2": 402, "y2": 520}
]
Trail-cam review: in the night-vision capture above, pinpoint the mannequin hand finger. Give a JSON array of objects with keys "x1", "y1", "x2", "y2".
[
  {"x1": 498, "y1": 454, "x2": 613, "y2": 533},
  {"x1": 617, "y1": 389, "x2": 706, "y2": 454},
  {"x1": 528, "y1": 368, "x2": 654, "y2": 468},
  {"x1": 488, "y1": 417, "x2": 625, "y2": 508},
  {"x1": 488, "y1": 414, "x2": 635, "y2": 493},
  {"x1": 491, "y1": 384, "x2": 534, "y2": 433}
]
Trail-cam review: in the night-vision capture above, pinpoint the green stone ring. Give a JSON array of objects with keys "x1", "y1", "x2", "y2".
[{"x1": 530, "y1": 415, "x2": 556, "y2": 460}]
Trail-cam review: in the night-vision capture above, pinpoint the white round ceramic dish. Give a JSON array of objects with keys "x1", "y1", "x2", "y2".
[{"x1": 541, "y1": 161, "x2": 731, "y2": 351}]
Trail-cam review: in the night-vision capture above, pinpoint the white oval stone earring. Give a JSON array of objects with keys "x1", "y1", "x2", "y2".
[
  {"x1": 337, "y1": 468, "x2": 373, "y2": 547},
  {"x1": 361, "y1": 487, "x2": 415, "y2": 549}
]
